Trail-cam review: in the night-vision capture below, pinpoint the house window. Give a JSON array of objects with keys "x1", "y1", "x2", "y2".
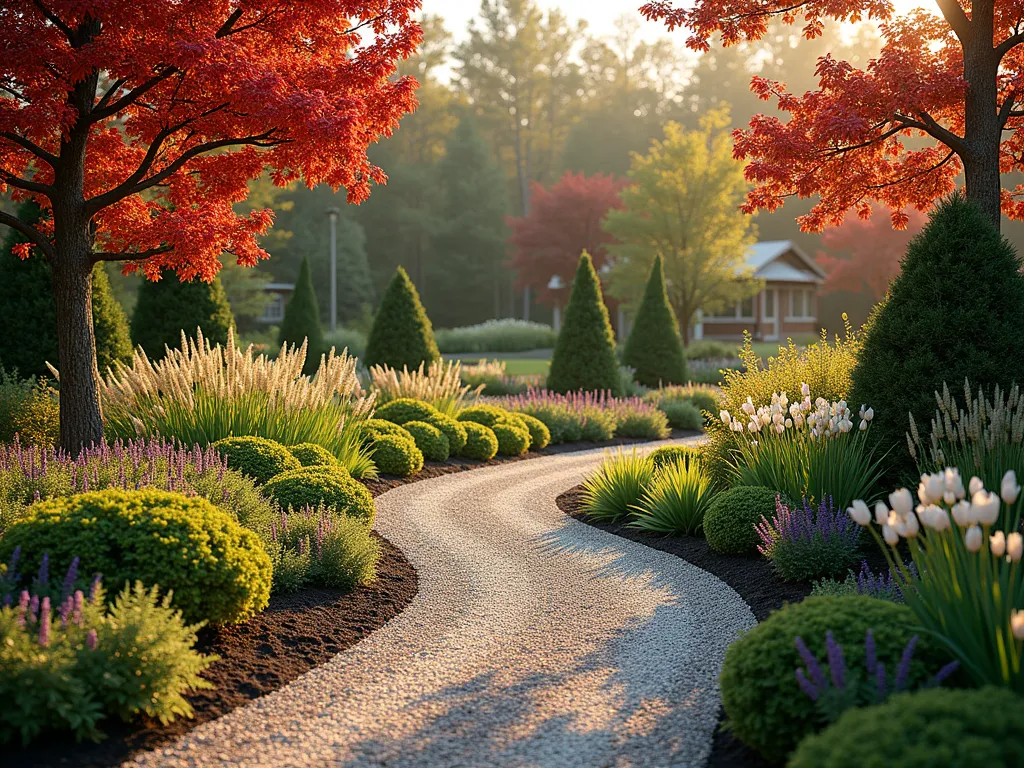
[
  {"x1": 707, "y1": 303, "x2": 739, "y2": 319},
  {"x1": 764, "y1": 290, "x2": 775, "y2": 318},
  {"x1": 739, "y1": 296, "x2": 755, "y2": 319},
  {"x1": 262, "y1": 293, "x2": 285, "y2": 323},
  {"x1": 788, "y1": 289, "x2": 814, "y2": 320}
]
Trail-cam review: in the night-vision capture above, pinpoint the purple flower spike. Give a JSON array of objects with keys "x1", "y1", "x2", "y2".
[
  {"x1": 85, "y1": 629, "x2": 98, "y2": 650},
  {"x1": 875, "y1": 661, "x2": 887, "y2": 700},
  {"x1": 795, "y1": 636, "x2": 828, "y2": 689},
  {"x1": 88, "y1": 574, "x2": 102, "y2": 603},
  {"x1": 825, "y1": 630, "x2": 846, "y2": 690},
  {"x1": 795, "y1": 668, "x2": 819, "y2": 701},
  {"x1": 61, "y1": 557, "x2": 80, "y2": 600},
  {"x1": 895, "y1": 635, "x2": 918, "y2": 691},
  {"x1": 36, "y1": 553, "x2": 49, "y2": 589},
  {"x1": 864, "y1": 629, "x2": 877, "y2": 675}
]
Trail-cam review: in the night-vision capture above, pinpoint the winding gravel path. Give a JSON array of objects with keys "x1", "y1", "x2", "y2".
[{"x1": 127, "y1": 442, "x2": 755, "y2": 768}]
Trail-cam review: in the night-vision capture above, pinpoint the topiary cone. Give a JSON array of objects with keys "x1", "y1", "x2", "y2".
[
  {"x1": 364, "y1": 266, "x2": 440, "y2": 370},
  {"x1": 546, "y1": 251, "x2": 621, "y2": 394},
  {"x1": 132, "y1": 269, "x2": 235, "y2": 359},
  {"x1": 622, "y1": 254, "x2": 687, "y2": 387},
  {"x1": 278, "y1": 255, "x2": 325, "y2": 375}
]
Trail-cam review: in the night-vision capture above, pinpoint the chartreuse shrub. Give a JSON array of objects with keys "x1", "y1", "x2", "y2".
[
  {"x1": 213, "y1": 436, "x2": 301, "y2": 484},
  {"x1": 630, "y1": 457, "x2": 714, "y2": 535},
  {"x1": 788, "y1": 687, "x2": 1024, "y2": 768},
  {"x1": 703, "y1": 485, "x2": 780, "y2": 555},
  {"x1": 457, "y1": 404, "x2": 516, "y2": 428},
  {"x1": 362, "y1": 418, "x2": 414, "y2": 442},
  {"x1": 581, "y1": 451, "x2": 656, "y2": 522},
  {"x1": 277, "y1": 256, "x2": 325, "y2": 375},
  {"x1": 369, "y1": 433, "x2": 424, "y2": 476},
  {"x1": 611, "y1": 402, "x2": 670, "y2": 439},
  {"x1": 10, "y1": 379, "x2": 60, "y2": 448},
  {"x1": 261, "y1": 465, "x2": 376, "y2": 524},
  {"x1": 364, "y1": 266, "x2": 441, "y2": 371},
  {"x1": 131, "y1": 269, "x2": 234, "y2": 358},
  {"x1": 0, "y1": 489, "x2": 272, "y2": 625},
  {"x1": 402, "y1": 421, "x2": 450, "y2": 462},
  {"x1": 375, "y1": 397, "x2": 440, "y2": 425},
  {"x1": 622, "y1": 254, "x2": 687, "y2": 387},
  {"x1": 720, "y1": 596, "x2": 952, "y2": 763},
  {"x1": 648, "y1": 444, "x2": 701, "y2": 470},
  {"x1": 492, "y1": 422, "x2": 531, "y2": 456},
  {"x1": 516, "y1": 413, "x2": 550, "y2": 450},
  {"x1": 0, "y1": 578, "x2": 214, "y2": 745},
  {"x1": 287, "y1": 442, "x2": 338, "y2": 467},
  {"x1": 850, "y1": 194, "x2": 1024, "y2": 471},
  {"x1": 460, "y1": 421, "x2": 498, "y2": 460},
  {"x1": 547, "y1": 252, "x2": 621, "y2": 395},
  {"x1": 425, "y1": 412, "x2": 468, "y2": 454}
]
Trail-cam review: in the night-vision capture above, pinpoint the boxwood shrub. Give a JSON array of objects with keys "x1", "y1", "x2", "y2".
[
  {"x1": 262, "y1": 465, "x2": 376, "y2": 524},
  {"x1": 424, "y1": 412, "x2": 467, "y2": 455},
  {"x1": 375, "y1": 397, "x2": 439, "y2": 425},
  {"x1": 369, "y1": 433, "x2": 424, "y2": 477},
  {"x1": 517, "y1": 413, "x2": 551, "y2": 451},
  {"x1": 720, "y1": 596, "x2": 952, "y2": 763},
  {"x1": 492, "y1": 422, "x2": 531, "y2": 456},
  {"x1": 0, "y1": 489, "x2": 273, "y2": 625},
  {"x1": 788, "y1": 687, "x2": 1024, "y2": 768},
  {"x1": 213, "y1": 436, "x2": 300, "y2": 485},
  {"x1": 703, "y1": 485, "x2": 781, "y2": 555},
  {"x1": 456, "y1": 404, "x2": 511, "y2": 428},
  {"x1": 402, "y1": 420, "x2": 450, "y2": 462},
  {"x1": 460, "y1": 421, "x2": 498, "y2": 460},
  {"x1": 362, "y1": 418, "x2": 415, "y2": 443},
  {"x1": 286, "y1": 442, "x2": 337, "y2": 467}
]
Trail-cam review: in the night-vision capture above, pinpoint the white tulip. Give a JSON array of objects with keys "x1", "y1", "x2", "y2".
[
  {"x1": 943, "y1": 491, "x2": 957, "y2": 506},
  {"x1": 874, "y1": 502, "x2": 890, "y2": 526},
  {"x1": 741, "y1": 398, "x2": 755, "y2": 416},
  {"x1": 969, "y1": 476, "x2": 985, "y2": 496},
  {"x1": 951, "y1": 500, "x2": 975, "y2": 527},
  {"x1": 970, "y1": 490, "x2": 1001, "y2": 526},
  {"x1": 720, "y1": 410, "x2": 732, "y2": 425},
  {"x1": 731, "y1": 420, "x2": 744, "y2": 432},
  {"x1": 800, "y1": 396, "x2": 811, "y2": 412},
  {"x1": 838, "y1": 418, "x2": 853, "y2": 433},
  {"x1": 1001, "y1": 470, "x2": 1021, "y2": 506},
  {"x1": 747, "y1": 420, "x2": 760, "y2": 433},
  {"x1": 965, "y1": 525, "x2": 983, "y2": 552},
  {"x1": 775, "y1": 423, "x2": 785, "y2": 434},
  {"x1": 1012, "y1": 611, "x2": 1024, "y2": 641},
  {"x1": 924, "y1": 505, "x2": 951, "y2": 531},
  {"x1": 889, "y1": 488, "x2": 914, "y2": 517},
  {"x1": 848, "y1": 500, "x2": 872, "y2": 526},
  {"x1": 1008, "y1": 533, "x2": 1023, "y2": 563},
  {"x1": 882, "y1": 524, "x2": 900, "y2": 546},
  {"x1": 760, "y1": 412, "x2": 771, "y2": 426},
  {"x1": 863, "y1": 407, "x2": 874, "y2": 421},
  {"x1": 898, "y1": 511, "x2": 920, "y2": 538},
  {"x1": 990, "y1": 530, "x2": 1007, "y2": 558},
  {"x1": 859, "y1": 419, "x2": 868, "y2": 431},
  {"x1": 944, "y1": 468, "x2": 966, "y2": 500},
  {"x1": 801, "y1": 382, "x2": 810, "y2": 397},
  {"x1": 919, "y1": 473, "x2": 945, "y2": 505}
]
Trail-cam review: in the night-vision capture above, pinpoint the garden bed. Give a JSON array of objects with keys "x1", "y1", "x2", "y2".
[{"x1": 556, "y1": 484, "x2": 892, "y2": 768}]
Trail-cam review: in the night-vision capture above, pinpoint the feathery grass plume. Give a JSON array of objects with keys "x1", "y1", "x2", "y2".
[
  {"x1": 99, "y1": 328, "x2": 375, "y2": 477},
  {"x1": 368, "y1": 359, "x2": 482, "y2": 417}
]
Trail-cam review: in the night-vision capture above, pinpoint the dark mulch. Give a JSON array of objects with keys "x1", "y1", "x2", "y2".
[{"x1": 557, "y1": 485, "x2": 892, "y2": 768}]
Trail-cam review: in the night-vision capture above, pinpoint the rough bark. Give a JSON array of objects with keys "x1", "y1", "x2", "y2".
[{"x1": 961, "y1": 9, "x2": 1002, "y2": 229}]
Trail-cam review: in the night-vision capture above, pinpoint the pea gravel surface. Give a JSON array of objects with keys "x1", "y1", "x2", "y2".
[{"x1": 124, "y1": 440, "x2": 755, "y2": 768}]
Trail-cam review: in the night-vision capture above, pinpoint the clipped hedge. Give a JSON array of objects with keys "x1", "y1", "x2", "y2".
[
  {"x1": 364, "y1": 266, "x2": 440, "y2": 371},
  {"x1": 424, "y1": 412, "x2": 468, "y2": 455},
  {"x1": 456, "y1": 404, "x2": 512, "y2": 428},
  {"x1": 0, "y1": 489, "x2": 272, "y2": 625},
  {"x1": 460, "y1": 421, "x2": 498, "y2": 461},
  {"x1": 703, "y1": 485, "x2": 780, "y2": 555},
  {"x1": 261, "y1": 465, "x2": 376, "y2": 524},
  {"x1": 720, "y1": 596, "x2": 951, "y2": 763},
  {"x1": 403, "y1": 420, "x2": 450, "y2": 462},
  {"x1": 370, "y1": 433, "x2": 424, "y2": 477},
  {"x1": 362, "y1": 419, "x2": 415, "y2": 443},
  {"x1": 516, "y1": 413, "x2": 551, "y2": 451},
  {"x1": 213, "y1": 436, "x2": 301, "y2": 485},
  {"x1": 287, "y1": 442, "x2": 338, "y2": 467},
  {"x1": 492, "y1": 422, "x2": 531, "y2": 456},
  {"x1": 375, "y1": 397, "x2": 440, "y2": 425}
]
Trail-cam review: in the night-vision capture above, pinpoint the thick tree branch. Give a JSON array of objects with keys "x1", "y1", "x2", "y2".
[
  {"x1": 0, "y1": 131, "x2": 58, "y2": 166},
  {"x1": 91, "y1": 245, "x2": 172, "y2": 263},
  {"x1": 88, "y1": 66, "x2": 178, "y2": 123},
  {"x1": 997, "y1": 31, "x2": 1024, "y2": 60},
  {"x1": 1000, "y1": 90, "x2": 1020, "y2": 128},
  {"x1": 0, "y1": 210, "x2": 55, "y2": 259},
  {"x1": 33, "y1": 1, "x2": 75, "y2": 41},
  {"x1": 934, "y1": 0, "x2": 971, "y2": 43},
  {"x1": 894, "y1": 111, "x2": 968, "y2": 156},
  {"x1": 0, "y1": 169, "x2": 54, "y2": 194},
  {"x1": 94, "y1": 76, "x2": 129, "y2": 113}
]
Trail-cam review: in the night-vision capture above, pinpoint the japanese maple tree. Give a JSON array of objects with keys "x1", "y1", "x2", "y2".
[
  {"x1": 817, "y1": 204, "x2": 926, "y2": 300},
  {"x1": 0, "y1": 1, "x2": 421, "y2": 450},
  {"x1": 507, "y1": 171, "x2": 625, "y2": 306},
  {"x1": 641, "y1": 0, "x2": 1024, "y2": 232}
]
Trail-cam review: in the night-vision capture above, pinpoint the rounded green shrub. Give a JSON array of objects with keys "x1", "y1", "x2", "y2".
[
  {"x1": 459, "y1": 421, "x2": 498, "y2": 461},
  {"x1": 649, "y1": 444, "x2": 701, "y2": 470},
  {"x1": 703, "y1": 485, "x2": 780, "y2": 555},
  {"x1": 286, "y1": 442, "x2": 338, "y2": 467},
  {"x1": 362, "y1": 418, "x2": 414, "y2": 443},
  {"x1": 456, "y1": 404, "x2": 512, "y2": 428},
  {"x1": 375, "y1": 397, "x2": 440, "y2": 425},
  {"x1": 370, "y1": 433, "x2": 424, "y2": 477},
  {"x1": 491, "y1": 422, "x2": 531, "y2": 456},
  {"x1": 788, "y1": 687, "x2": 1024, "y2": 768},
  {"x1": 622, "y1": 255, "x2": 687, "y2": 387},
  {"x1": 262, "y1": 465, "x2": 376, "y2": 524},
  {"x1": 402, "y1": 420, "x2": 450, "y2": 462},
  {"x1": 213, "y1": 436, "x2": 301, "y2": 485},
  {"x1": 721, "y1": 596, "x2": 952, "y2": 763},
  {"x1": 547, "y1": 252, "x2": 622, "y2": 394},
  {"x1": 424, "y1": 412, "x2": 467, "y2": 454},
  {"x1": 516, "y1": 413, "x2": 551, "y2": 450},
  {"x1": 849, "y1": 194, "x2": 1024, "y2": 470},
  {"x1": 0, "y1": 489, "x2": 272, "y2": 625},
  {"x1": 364, "y1": 266, "x2": 440, "y2": 370},
  {"x1": 659, "y1": 400, "x2": 703, "y2": 430}
]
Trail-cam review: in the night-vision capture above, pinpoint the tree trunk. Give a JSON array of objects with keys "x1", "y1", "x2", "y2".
[{"x1": 962, "y1": 23, "x2": 1002, "y2": 229}]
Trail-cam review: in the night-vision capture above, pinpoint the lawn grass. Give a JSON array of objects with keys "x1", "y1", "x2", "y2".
[{"x1": 449, "y1": 356, "x2": 551, "y2": 376}]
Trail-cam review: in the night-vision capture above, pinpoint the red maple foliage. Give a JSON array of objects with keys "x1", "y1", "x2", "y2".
[
  {"x1": 508, "y1": 171, "x2": 626, "y2": 306},
  {"x1": 0, "y1": 1, "x2": 421, "y2": 448},
  {"x1": 640, "y1": 0, "x2": 1024, "y2": 232},
  {"x1": 816, "y1": 204, "x2": 926, "y2": 299}
]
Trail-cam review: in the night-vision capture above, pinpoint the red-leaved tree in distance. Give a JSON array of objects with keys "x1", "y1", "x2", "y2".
[
  {"x1": 508, "y1": 171, "x2": 626, "y2": 307},
  {"x1": 0, "y1": 1, "x2": 421, "y2": 450},
  {"x1": 641, "y1": 0, "x2": 1024, "y2": 233},
  {"x1": 816, "y1": 204, "x2": 926, "y2": 300}
]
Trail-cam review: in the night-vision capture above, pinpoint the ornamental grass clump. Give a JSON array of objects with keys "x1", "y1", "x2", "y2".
[
  {"x1": 756, "y1": 496, "x2": 861, "y2": 581},
  {"x1": 580, "y1": 450, "x2": 656, "y2": 523},
  {"x1": 368, "y1": 360, "x2": 481, "y2": 417},
  {"x1": 847, "y1": 467, "x2": 1024, "y2": 690},
  {"x1": 495, "y1": 388, "x2": 662, "y2": 443},
  {"x1": 908, "y1": 380, "x2": 1024, "y2": 531},
  {"x1": 719, "y1": 384, "x2": 888, "y2": 510},
  {"x1": 0, "y1": 578, "x2": 215, "y2": 745},
  {"x1": 629, "y1": 457, "x2": 714, "y2": 535},
  {"x1": 100, "y1": 328, "x2": 375, "y2": 478}
]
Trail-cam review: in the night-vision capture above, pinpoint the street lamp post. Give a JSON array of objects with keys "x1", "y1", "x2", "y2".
[{"x1": 326, "y1": 206, "x2": 340, "y2": 332}]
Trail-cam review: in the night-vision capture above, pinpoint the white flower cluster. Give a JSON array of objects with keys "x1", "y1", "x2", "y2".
[{"x1": 719, "y1": 382, "x2": 874, "y2": 439}]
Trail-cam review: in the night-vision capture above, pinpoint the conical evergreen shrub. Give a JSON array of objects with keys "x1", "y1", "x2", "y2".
[
  {"x1": 0, "y1": 202, "x2": 132, "y2": 377},
  {"x1": 278, "y1": 256, "x2": 325, "y2": 374},
  {"x1": 547, "y1": 251, "x2": 622, "y2": 394},
  {"x1": 622, "y1": 254, "x2": 687, "y2": 387},
  {"x1": 131, "y1": 269, "x2": 234, "y2": 359},
  {"x1": 364, "y1": 266, "x2": 440, "y2": 370},
  {"x1": 849, "y1": 194, "x2": 1024, "y2": 464}
]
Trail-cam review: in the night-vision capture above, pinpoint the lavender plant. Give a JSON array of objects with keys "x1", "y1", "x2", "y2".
[
  {"x1": 494, "y1": 388, "x2": 667, "y2": 443},
  {"x1": 756, "y1": 496, "x2": 861, "y2": 581},
  {"x1": 794, "y1": 628, "x2": 959, "y2": 726},
  {"x1": 811, "y1": 559, "x2": 918, "y2": 603}
]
